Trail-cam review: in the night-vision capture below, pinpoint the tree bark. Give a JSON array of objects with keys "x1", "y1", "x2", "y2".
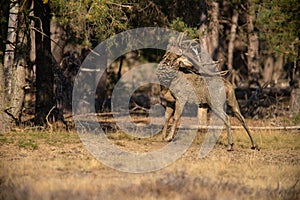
[
  {"x1": 198, "y1": 107, "x2": 207, "y2": 126},
  {"x1": 2, "y1": 0, "x2": 30, "y2": 126},
  {"x1": 0, "y1": 0, "x2": 18, "y2": 132},
  {"x1": 247, "y1": 1, "x2": 260, "y2": 87},
  {"x1": 290, "y1": 85, "x2": 300, "y2": 115},
  {"x1": 50, "y1": 20, "x2": 65, "y2": 64},
  {"x1": 10, "y1": 57, "x2": 27, "y2": 122},
  {"x1": 272, "y1": 53, "x2": 284, "y2": 85},
  {"x1": 263, "y1": 56, "x2": 274, "y2": 84},
  {"x1": 198, "y1": 1, "x2": 220, "y2": 125},
  {"x1": 227, "y1": 10, "x2": 240, "y2": 87},
  {"x1": 3, "y1": 0, "x2": 19, "y2": 99},
  {"x1": 198, "y1": 1, "x2": 209, "y2": 125},
  {"x1": 34, "y1": 0, "x2": 54, "y2": 126},
  {"x1": 199, "y1": 0, "x2": 209, "y2": 51},
  {"x1": 199, "y1": 1, "x2": 219, "y2": 60},
  {"x1": 0, "y1": 63, "x2": 10, "y2": 133},
  {"x1": 289, "y1": 39, "x2": 299, "y2": 86},
  {"x1": 209, "y1": 1, "x2": 219, "y2": 60},
  {"x1": 9, "y1": 0, "x2": 32, "y2": 123},
  {"x1": 228, "y1": 10, "x2": 239, "y2": 72}
]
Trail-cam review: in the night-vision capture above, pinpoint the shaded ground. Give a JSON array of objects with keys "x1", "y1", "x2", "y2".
[{"x1": 0, "y1": 120, "x2": 299, "y2": 200}]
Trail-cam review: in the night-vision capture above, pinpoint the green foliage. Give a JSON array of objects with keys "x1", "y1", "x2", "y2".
[
  {"x1": 50, "y1": 0, "x2": 130, "y2": 47},
  {"x1": 18, "y1": 138, "x2": 38, "y2": 150},
  {"x1": 169, "y1": 17, "x2": 199, "y2": 39},
  {"x1": 0, "y1": 133, "x2": 14, "y2": 145},
  {"x1": 126, "y1": 0, "x2": 168, "y2": 27},
  {"x1": 292, "y1": 112, "x2": 300, "y2": 125},
  {"x1": 49, "y1": 0, "x2": 205, "y2": 46},
  {"x1": 0, "y1": 131, "x2": 81, "y2": 150},
  {"x1": 256, "y1": 0, "x2": 300, "y2": 58}
]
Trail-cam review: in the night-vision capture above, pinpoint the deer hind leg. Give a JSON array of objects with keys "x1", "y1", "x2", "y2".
[
  {"x1": 227, "y1": 87, "x2": 259, "y2": 150},
  {"x1": 233, "y1": 109, "x2": 259, "y2": 150},
  {"x1": 162, "y1": 106, "x2": 174, "y2": 140},
  {"x1": 212, "y1": 109, "x2": 234, "y2": 150},
  {"x1": 165, "y1": 100, "x2": 185, "y2": 142},
  {"x1": 224, "y1": 114, "x2": 234, "y2": 150},
  {"x1": 223, "y1": 114, "x2": 234, "y2": 151}
]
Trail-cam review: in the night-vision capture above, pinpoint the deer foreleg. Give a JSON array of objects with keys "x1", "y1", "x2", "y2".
[
  {"x1": 165, "y1": 100, "x2": 184, "y2": 142},
  {"x1": 162, "y1": 106, "x2": 174, "y2": 140}
]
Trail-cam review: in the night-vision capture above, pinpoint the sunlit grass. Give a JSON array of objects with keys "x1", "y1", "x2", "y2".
[
  {"x1": 193, "y1": 129, "x2": 300, "y2": 150},
  {"x1": 0, "y1": 130, "x2": 81, "y2": 148},
  {"x1": 0, "y1": 127, "x2": 299, "y2": 200}
]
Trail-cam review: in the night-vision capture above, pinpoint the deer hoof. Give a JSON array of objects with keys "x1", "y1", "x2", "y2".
[
  {"x1": 227, "y1": 144, "x2": 234, "y2": 151},
  {"x1": 164, "y1": 136, "x2": 174, "y2": 142},
  {"x1": 251, "y1": 145, "x2": 260, "y2": 151}
]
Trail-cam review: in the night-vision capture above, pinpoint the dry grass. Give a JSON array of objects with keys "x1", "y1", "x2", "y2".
[{"x1": 0, "y1": 126, "x2": 299, "y2": 200}]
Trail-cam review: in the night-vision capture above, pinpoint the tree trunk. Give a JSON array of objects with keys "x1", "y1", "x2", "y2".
[
  {"x1": 199, "y1": 1, "x2": 219, "y2": 59},
  {"x1": 227, "y1": 10, "x2": 239, "y2": 87},
  {"x1": 228, "y1": 10, "x2": 239, "y2": 72},
  {"x1": 198, "y1": 107, "x2": 207, "y2": 126},
  {"x1": 198, "y1": 1, "x2": 209, "y2": 124},
  {"x1": 209, "y1": 1, "x2": 219, "y2": 61},
  {"x1": 0, "y1": 62, "x2": 10, "y2": 133},
  {"x1": 9, "y1": 0, "x2": 32, "y2": 123},
  {"x1": 199, "y1": 0, "x2": 209, "y2": 51},
  {"x1": 2, "y1": 0, "x2": 30, "y2": 126},
  {"x1": 50, "y1": 20, "x2": 66, "y2": 64},
  {"x1": 34, "y1": 0, "x2": 54, "y2": 126},
  {"x1": 272, "y1": 53, "x2": 284, "y2": 85},
  {"x1": 247, "y1": 1, "x2": 260, "y2": 87},
  {"x1": 290, "y1": 84, "x2": 300, "y2": 115},
  {"x1": 10, "y1": 57, "x2": 27, "y2": 121},
  {"x1": 0, "y1": 0, "x2": 18, "y2": 132},
  {"x1": 289, "y1": 39, "x2": 299, "y2": 86},
  {"x1": 3, "y1": 0, "x2": 19, "y2": 99},
  {"x1": 263, "y1": 56, "x2": 274, "y2": 84}
]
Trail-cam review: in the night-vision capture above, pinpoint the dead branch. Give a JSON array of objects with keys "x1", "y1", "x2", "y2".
[
  {"x1": 46, "y1": 106, "x2": 56, "y2": 132},
  {"x1": 106, "y1": 2, "x2": 133, "y2": 9},
  {"x1": 130, "y1": 101, "x2": 149, "y2": 112},
  {"x1": 30, "y1": 26, "x2": 63, "y2": 50}
]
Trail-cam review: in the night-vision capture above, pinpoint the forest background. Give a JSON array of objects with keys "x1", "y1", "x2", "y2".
[{"x1": 0, "y1": 0, "x2": 299, "y2": 132}]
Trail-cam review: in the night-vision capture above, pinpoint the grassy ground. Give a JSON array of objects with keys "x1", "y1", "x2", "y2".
[{"x1": 0, "y1": 123, "x2": 299, "y2": 200}]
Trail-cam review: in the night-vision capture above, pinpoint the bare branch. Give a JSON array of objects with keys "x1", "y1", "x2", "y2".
[
  {"x1": 106, "y1": 2, "x2": 133, "y2": 9},
  {"x1": 30, "y1": 26, "x2": 63, "y2": 50},
  {"x1": 46, "y1": 106, "x2": 56, "y2": 132}
]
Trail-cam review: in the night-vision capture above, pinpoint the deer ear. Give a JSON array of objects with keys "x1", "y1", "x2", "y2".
[{"x1": 177, "y1": 56, "x2": 193, "y2": 67}]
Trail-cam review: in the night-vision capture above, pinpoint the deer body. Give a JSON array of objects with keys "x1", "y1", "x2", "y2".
[{"x1": 157, "y1": 64, "x2": 258, "y2": 150}]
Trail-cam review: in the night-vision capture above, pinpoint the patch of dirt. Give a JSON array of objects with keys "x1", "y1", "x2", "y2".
[{"x1": 0, "y1": 128, "x2": 299, "y2": 200}]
